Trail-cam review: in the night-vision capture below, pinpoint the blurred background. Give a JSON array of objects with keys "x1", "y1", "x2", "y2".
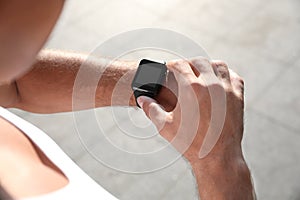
[{"x1": 11, "y1": 0, "x2": 300, "y2": 199}]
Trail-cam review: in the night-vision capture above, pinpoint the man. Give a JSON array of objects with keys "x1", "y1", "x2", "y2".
[{"x1": 0, "y1": 0, "x2": 255, "y2": 199}]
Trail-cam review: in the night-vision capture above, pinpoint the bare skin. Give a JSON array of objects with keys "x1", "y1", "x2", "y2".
[{"x1": 0, "y1": 0, "x2": 255, "y2": 199}]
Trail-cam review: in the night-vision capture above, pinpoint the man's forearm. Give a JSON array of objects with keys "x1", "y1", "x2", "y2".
[{"x1": 14, "y1": 49, "x2": 138, "y2": 113}]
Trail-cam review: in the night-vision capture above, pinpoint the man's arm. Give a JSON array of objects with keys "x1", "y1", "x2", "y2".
[
  {"x1": 9, "y1": 49, "x2": 138, "y2": 113},
  {"x1": 7, "y1": 49, "x2": 176, "y2": 113}
]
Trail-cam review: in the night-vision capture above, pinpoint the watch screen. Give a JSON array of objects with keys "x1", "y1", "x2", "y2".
[{"x1": 135, "y1": 64, "x2": 163, "y2": 87}]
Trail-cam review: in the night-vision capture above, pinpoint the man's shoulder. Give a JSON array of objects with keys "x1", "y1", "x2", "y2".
[{"x1": 0, "y1": 117, "x2": 34, "y2": 158}]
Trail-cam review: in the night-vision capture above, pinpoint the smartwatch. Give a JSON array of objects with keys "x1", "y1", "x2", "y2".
[{"x1": 131, "y1": 59, "x2": 167, "y2": 107}]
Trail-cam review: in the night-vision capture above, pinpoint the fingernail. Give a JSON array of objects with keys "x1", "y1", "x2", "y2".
[{"x1": 137, "y1": 97, "x2": 144, "y2": 108}]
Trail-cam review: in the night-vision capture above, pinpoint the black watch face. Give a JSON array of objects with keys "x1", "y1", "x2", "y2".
[{"x1": 132, "y1": 59, "x2": 167, "y2": 95}]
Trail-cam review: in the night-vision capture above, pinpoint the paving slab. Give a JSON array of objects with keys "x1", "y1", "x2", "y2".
[
  {"x1": 214, "y1": 0, "x2": 300, "y2": 63},
  {"x1": 253, "y1": 61, "x2": 300, "y2": 132},
  {"x1": 243, "y1": 108, "x2": 300, "y2": 200}
]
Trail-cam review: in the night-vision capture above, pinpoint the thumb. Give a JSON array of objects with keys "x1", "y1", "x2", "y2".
[{"x1": 137, "y1": 96, "x2": 167, "y2": 131}]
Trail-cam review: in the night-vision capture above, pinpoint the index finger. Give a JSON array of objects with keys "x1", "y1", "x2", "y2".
[
  {"x1": 190, "y1": 57, "x2": 221, "y2": 86},
  {"x1": 189, "y1": 56, "x2": 214, "y2": 75},
  {"x1": 167, "y1": 60, "x2": 196, "y2": 84}
]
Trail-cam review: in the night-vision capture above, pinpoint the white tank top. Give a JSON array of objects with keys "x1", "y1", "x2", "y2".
[{"x1": 0, "y1": 107, "x2": 118, "y2": 200}]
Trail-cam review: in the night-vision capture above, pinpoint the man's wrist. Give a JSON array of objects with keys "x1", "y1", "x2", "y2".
[
  {"x1": 182, "y1": 128, "x2": 254, "y2": 199},
  {"x1": 193, "y1": 157, "x2": 253, "y2": 199},
  {"x1": 189, "y1": 150, "x2": 254, "y2": 200}
]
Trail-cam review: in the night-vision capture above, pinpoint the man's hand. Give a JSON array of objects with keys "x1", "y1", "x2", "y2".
[{"x1": 137, "y1": 57, "x2": 256, "y2": 200}]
